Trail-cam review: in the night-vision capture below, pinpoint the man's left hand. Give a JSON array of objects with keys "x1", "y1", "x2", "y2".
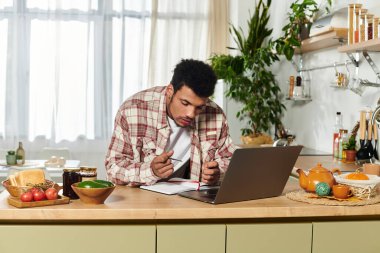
[{"x1": 201, "y1": 161, "x2": 220, "y2": 185}]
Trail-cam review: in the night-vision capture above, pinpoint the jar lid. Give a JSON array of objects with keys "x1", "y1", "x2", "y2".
[
  {"x1": 63, "y1": 168, "x2": 80, "y2": 172},
  {"x1": 80, "y1": 166, "x2": 97, "y2": 172}
]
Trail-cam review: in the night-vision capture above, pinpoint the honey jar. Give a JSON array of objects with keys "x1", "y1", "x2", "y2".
[{"x1": 79, "y1": 166, "x2": 97, "y2": 181}]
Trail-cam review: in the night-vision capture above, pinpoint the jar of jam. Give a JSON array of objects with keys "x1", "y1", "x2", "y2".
[
  {"x1": 63, "y1": 168, "x2": 81, "y2": 199},
  {"x1": 79, "y1": 166, "x2": 97, "y2": 181}
]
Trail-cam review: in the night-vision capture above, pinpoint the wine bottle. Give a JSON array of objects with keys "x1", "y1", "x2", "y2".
[{"x1": 16, "y1": 141, "x2": 25, "y2": 165}]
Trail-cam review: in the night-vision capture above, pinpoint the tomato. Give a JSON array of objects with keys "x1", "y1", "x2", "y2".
[
  {"x1": 30, "y1": 187, "x2": 40, "y2": 194},
  {"x1": 33, "y1": 190, "x2": 46, "y2": 201},
  {"x1": 20, "y1": 192, "x2": 33, "y2": 202},
  {"x1": 45, "y1": 188, "x2": 58, "y2": 200}
]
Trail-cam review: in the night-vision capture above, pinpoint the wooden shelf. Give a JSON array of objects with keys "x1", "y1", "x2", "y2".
[
  {"x1": 338, "y1": 38, "x2": 380, "y2": 53},
  {"x1": 295, "y1": 28, "x2": 347, "y2": 54},
  {"x1": 286, "y1": 97, "x2": 312, "y2": 101}
]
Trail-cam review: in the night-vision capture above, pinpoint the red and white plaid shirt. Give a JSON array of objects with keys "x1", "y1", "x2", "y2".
[{"x1": 105, "y1": 86, "x2": 236, "y2": 186}]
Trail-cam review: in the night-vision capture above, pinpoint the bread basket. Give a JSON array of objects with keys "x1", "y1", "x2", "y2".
[
  {"x1": 335, "y1": 174, "x2": 380, "y2": 199},
  {"x1": 2, "y1": 179, "x2": 59, "y2": 197}
]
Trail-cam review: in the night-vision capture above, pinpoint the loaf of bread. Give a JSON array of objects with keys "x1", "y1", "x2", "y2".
[
  {"x1": 8, "y1": 175, "x2": 18, "y2": 186},
  {"x1": 12, "y1": 169, "x2": 46, "y2": 186}
]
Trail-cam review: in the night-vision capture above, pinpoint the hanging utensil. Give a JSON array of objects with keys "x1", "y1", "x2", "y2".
[
  {"x1": 367, "y1": 111, "x2": 374, "y2": 159},
  {"x1": 356, "y1": 110, "x2": 370, "y2": 161},
  {"x1": 374, "y1": 123, "x2": 379, "y2": 160}
]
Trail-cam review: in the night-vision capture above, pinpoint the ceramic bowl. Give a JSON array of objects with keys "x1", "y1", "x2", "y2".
[{"x1": 71, "y1": 183, "x2": 115, "y2": 204}]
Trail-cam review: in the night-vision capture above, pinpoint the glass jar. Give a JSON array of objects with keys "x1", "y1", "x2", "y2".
[
  {"x1": 360, "y1": 13, "x2": 366, "y2": 42},
  {"x1": 367, "y1": 14, "x2": 374, "y2": 40},
  {"x1": 79, "y1": 166, "x2": 97, "y2": 181},
  {"x1": 354, "y1": 5, "x2": 362, "y2": 43},
  {"x1": 63, "y1": 168, "x2": 81, "y2": 199},
  {"x1": 374, "y1": 17, "x2": 379, "y2": 39}
]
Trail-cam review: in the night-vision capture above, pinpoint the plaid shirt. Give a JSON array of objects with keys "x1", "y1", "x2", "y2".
[{"x1": 105, "y1": 86, "x2": 236, "y2": 186}]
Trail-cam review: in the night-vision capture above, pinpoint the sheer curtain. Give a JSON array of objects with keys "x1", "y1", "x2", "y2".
[{"x1": 0, "y1": 0, "x2": 228, "y2": 175}]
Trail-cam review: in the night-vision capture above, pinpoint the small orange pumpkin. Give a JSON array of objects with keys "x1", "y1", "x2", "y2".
[{"x1": 345, "y1": 170, "x2": 369, "y2": 180}]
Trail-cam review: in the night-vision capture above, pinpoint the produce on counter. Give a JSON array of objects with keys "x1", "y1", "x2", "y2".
[
  {"x1": 77, "y1": 180, "x2": 114, "y2": 188},
  {"x1": 19, "y1": 187, "x2": 58, "y2": 202}
]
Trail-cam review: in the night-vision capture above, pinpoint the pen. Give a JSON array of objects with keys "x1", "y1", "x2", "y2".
[{"x1": 170, "y1": 157, "x2": 182, "y2": 162}]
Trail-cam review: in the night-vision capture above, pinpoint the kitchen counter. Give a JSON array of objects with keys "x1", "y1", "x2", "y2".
[
  {"x1": 0, "y1": 155, "x2": 371, "y2": 222},
  {"x1": 1, "y1": 179, "x2": 380, "y2": 222},
  {"x1": 1, "y1": 155, "x2": 379, "y2": 253}
]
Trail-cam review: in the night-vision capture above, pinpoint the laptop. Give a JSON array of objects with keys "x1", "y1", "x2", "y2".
[{"x1": 178, "y1": 145, "x2": 303, "y2": 204}]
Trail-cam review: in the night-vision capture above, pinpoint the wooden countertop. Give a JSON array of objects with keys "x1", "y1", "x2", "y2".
[{"x1": 1, "y1": 156, "x2": 377, "y2": 222}]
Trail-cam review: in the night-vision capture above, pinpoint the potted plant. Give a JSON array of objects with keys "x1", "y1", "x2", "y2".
[
  {"x1": 344, "y1": 135, "x2": 357, "y2": 162},
  {"x1": 275, "y1": 0, "x2": 319, "y2": 60},
  {"x1": 210, "y1": 0, "x2": 284, "y2": 145},
  {"x1": 343, "y1": 122, "x2": 360, "y2": 162}
]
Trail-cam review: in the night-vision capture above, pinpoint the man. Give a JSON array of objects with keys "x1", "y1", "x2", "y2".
[{"x1": 105, "y1": 59, "x2": 235, "y2": 186}]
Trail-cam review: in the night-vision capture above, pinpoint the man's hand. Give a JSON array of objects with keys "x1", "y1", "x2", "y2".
[
  {"x1": 201, "y1": 161, "x2": 220, "y2": 185},
  {"x1": 151, "y1": 150, "x2": 174, "y2": 178}
]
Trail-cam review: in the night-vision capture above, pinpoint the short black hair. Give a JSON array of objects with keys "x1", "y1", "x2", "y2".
[{"x1": 170, "y1": 59, "x2": 217, "y2": 98}]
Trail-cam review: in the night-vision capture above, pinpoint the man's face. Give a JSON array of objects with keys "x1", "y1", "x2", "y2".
[{"x1": 166, "y1": 84, "x2": 208, "y2": 127}]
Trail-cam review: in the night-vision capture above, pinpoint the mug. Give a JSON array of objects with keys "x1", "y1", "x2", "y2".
[
  {"x1": 333, "y1": 184, "x2": 352, "y2": 199},
  {"x1": 363, "y1": 163, "x2": 380, "y2": 176}
]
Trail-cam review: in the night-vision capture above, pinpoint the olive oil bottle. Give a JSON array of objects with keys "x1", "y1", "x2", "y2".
[{"x1": 16, "y1": 141, "x2": 25, "y2": 165}]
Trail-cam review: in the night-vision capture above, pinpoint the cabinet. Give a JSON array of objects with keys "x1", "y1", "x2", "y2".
[
  {"x1": 0, "y1": 225, "x2": 156, "y2": 253},
  {"x1": 312, "y1": 221, "x2": 380, "y2": 253},
  {"x1": 156, "y1": 224, "x2": 225, "y2": 253},
  {"x1": 226, "y1": 223, "x2": 312, "y2": 253}
]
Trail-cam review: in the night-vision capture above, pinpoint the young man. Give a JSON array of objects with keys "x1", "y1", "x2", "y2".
[{"x1": 105, "y1": 59, "x2": 236, "y2": 186}]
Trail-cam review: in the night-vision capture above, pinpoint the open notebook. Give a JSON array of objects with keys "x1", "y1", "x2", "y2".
[{"x1": 140, "y1": 178, "x2": 207, "y2": 195}]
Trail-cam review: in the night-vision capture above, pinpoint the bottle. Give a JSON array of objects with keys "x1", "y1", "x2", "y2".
[
  {"x1": 288, "y1": 76, "x2": 295, "y2": 98},
  {"x1": 332, "y1": 112, "x2": 343, "y2": 156},
  {"x1": 334, "y1": 130, "x2": 341, "y2": 159},
  {"x1": 339, "y1": 129, "x2": 348, "y2": 160},
  {"x1": 16, "y1": 142, "x2": 25, "y2": 165},
  {"x1": 293, "y1": 76, "x2": 303, "y2": 98}
]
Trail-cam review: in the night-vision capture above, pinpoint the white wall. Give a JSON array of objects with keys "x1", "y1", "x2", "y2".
[{"x1": 227, "y1": 0, "x2": 380, "y2": 153}]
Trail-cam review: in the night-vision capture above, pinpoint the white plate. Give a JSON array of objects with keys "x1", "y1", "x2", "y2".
[{"x1": 335, "y1": 173, "x2": 380, "y2": 187}]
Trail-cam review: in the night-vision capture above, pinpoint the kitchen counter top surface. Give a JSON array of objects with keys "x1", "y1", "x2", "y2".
[{"x1": 0, "y1": 155, "x2": 378, "y2": 222}]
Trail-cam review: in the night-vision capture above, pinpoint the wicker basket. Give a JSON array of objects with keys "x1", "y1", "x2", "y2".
[
  {"x1": 2, "y1": 179, "x2": 58, "y2": 197},
  {"x1": 335, "y1": 174, "x2": 380, "y2": 199}
]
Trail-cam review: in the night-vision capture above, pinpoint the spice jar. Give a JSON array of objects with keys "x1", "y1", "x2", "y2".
[
  {"x1": 80, "y1": 166, "x2": 97, "y2": 181},
  {"x1": 360, "y1": 13, "x2": 366, "y2": 42},
  {"x1": 63, "y1": 168, "x2": 81, "y2": 199},
  {"x1": 367, "y1": 14, "x2": 374, "y2": 40},
  {"x1": 354, "y1": 5, "x2": 362, "y2": 43},
  {"x1": 374, "y1": 17, "x2": 379, "y2": 39}
]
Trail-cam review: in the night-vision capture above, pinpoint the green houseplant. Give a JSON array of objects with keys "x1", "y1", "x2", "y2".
[
  {"x1": 210, "y1": 0, "x2": 284, "y2": 144},
  {"x1": 343, "y1": 122, "x2": 359, "y2": 162},
  {"x1": 275, "y1": 0, "x2": 319, "y2": 60}
]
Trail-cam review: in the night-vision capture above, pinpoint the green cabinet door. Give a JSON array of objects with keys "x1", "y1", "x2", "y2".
[
  {"x1": 313, "y1": 221, "x2": 380, "y2": 253},
  {"x1": 157, "y1": 224, "x2": 225, "y2": 253},
  {"x1": 0, "y1": 225, "x2": 155, "y2": 253},
  {"x1": 227, "y1": 223, "x2": 312, "y2": 253}
]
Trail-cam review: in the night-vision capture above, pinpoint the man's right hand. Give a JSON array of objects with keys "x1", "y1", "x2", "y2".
[{"x1": 151, "y1": 150, "x2": 174, "y2": 178}]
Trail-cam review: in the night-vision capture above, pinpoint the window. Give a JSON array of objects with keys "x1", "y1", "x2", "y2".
[{"x1": 0, "y1": 0, "x2": 226, "y2": 145}]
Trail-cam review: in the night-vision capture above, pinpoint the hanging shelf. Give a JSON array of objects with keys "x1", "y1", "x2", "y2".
[{"x1": 295, "y1": 28, "x2": 348, "y2": 54}]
